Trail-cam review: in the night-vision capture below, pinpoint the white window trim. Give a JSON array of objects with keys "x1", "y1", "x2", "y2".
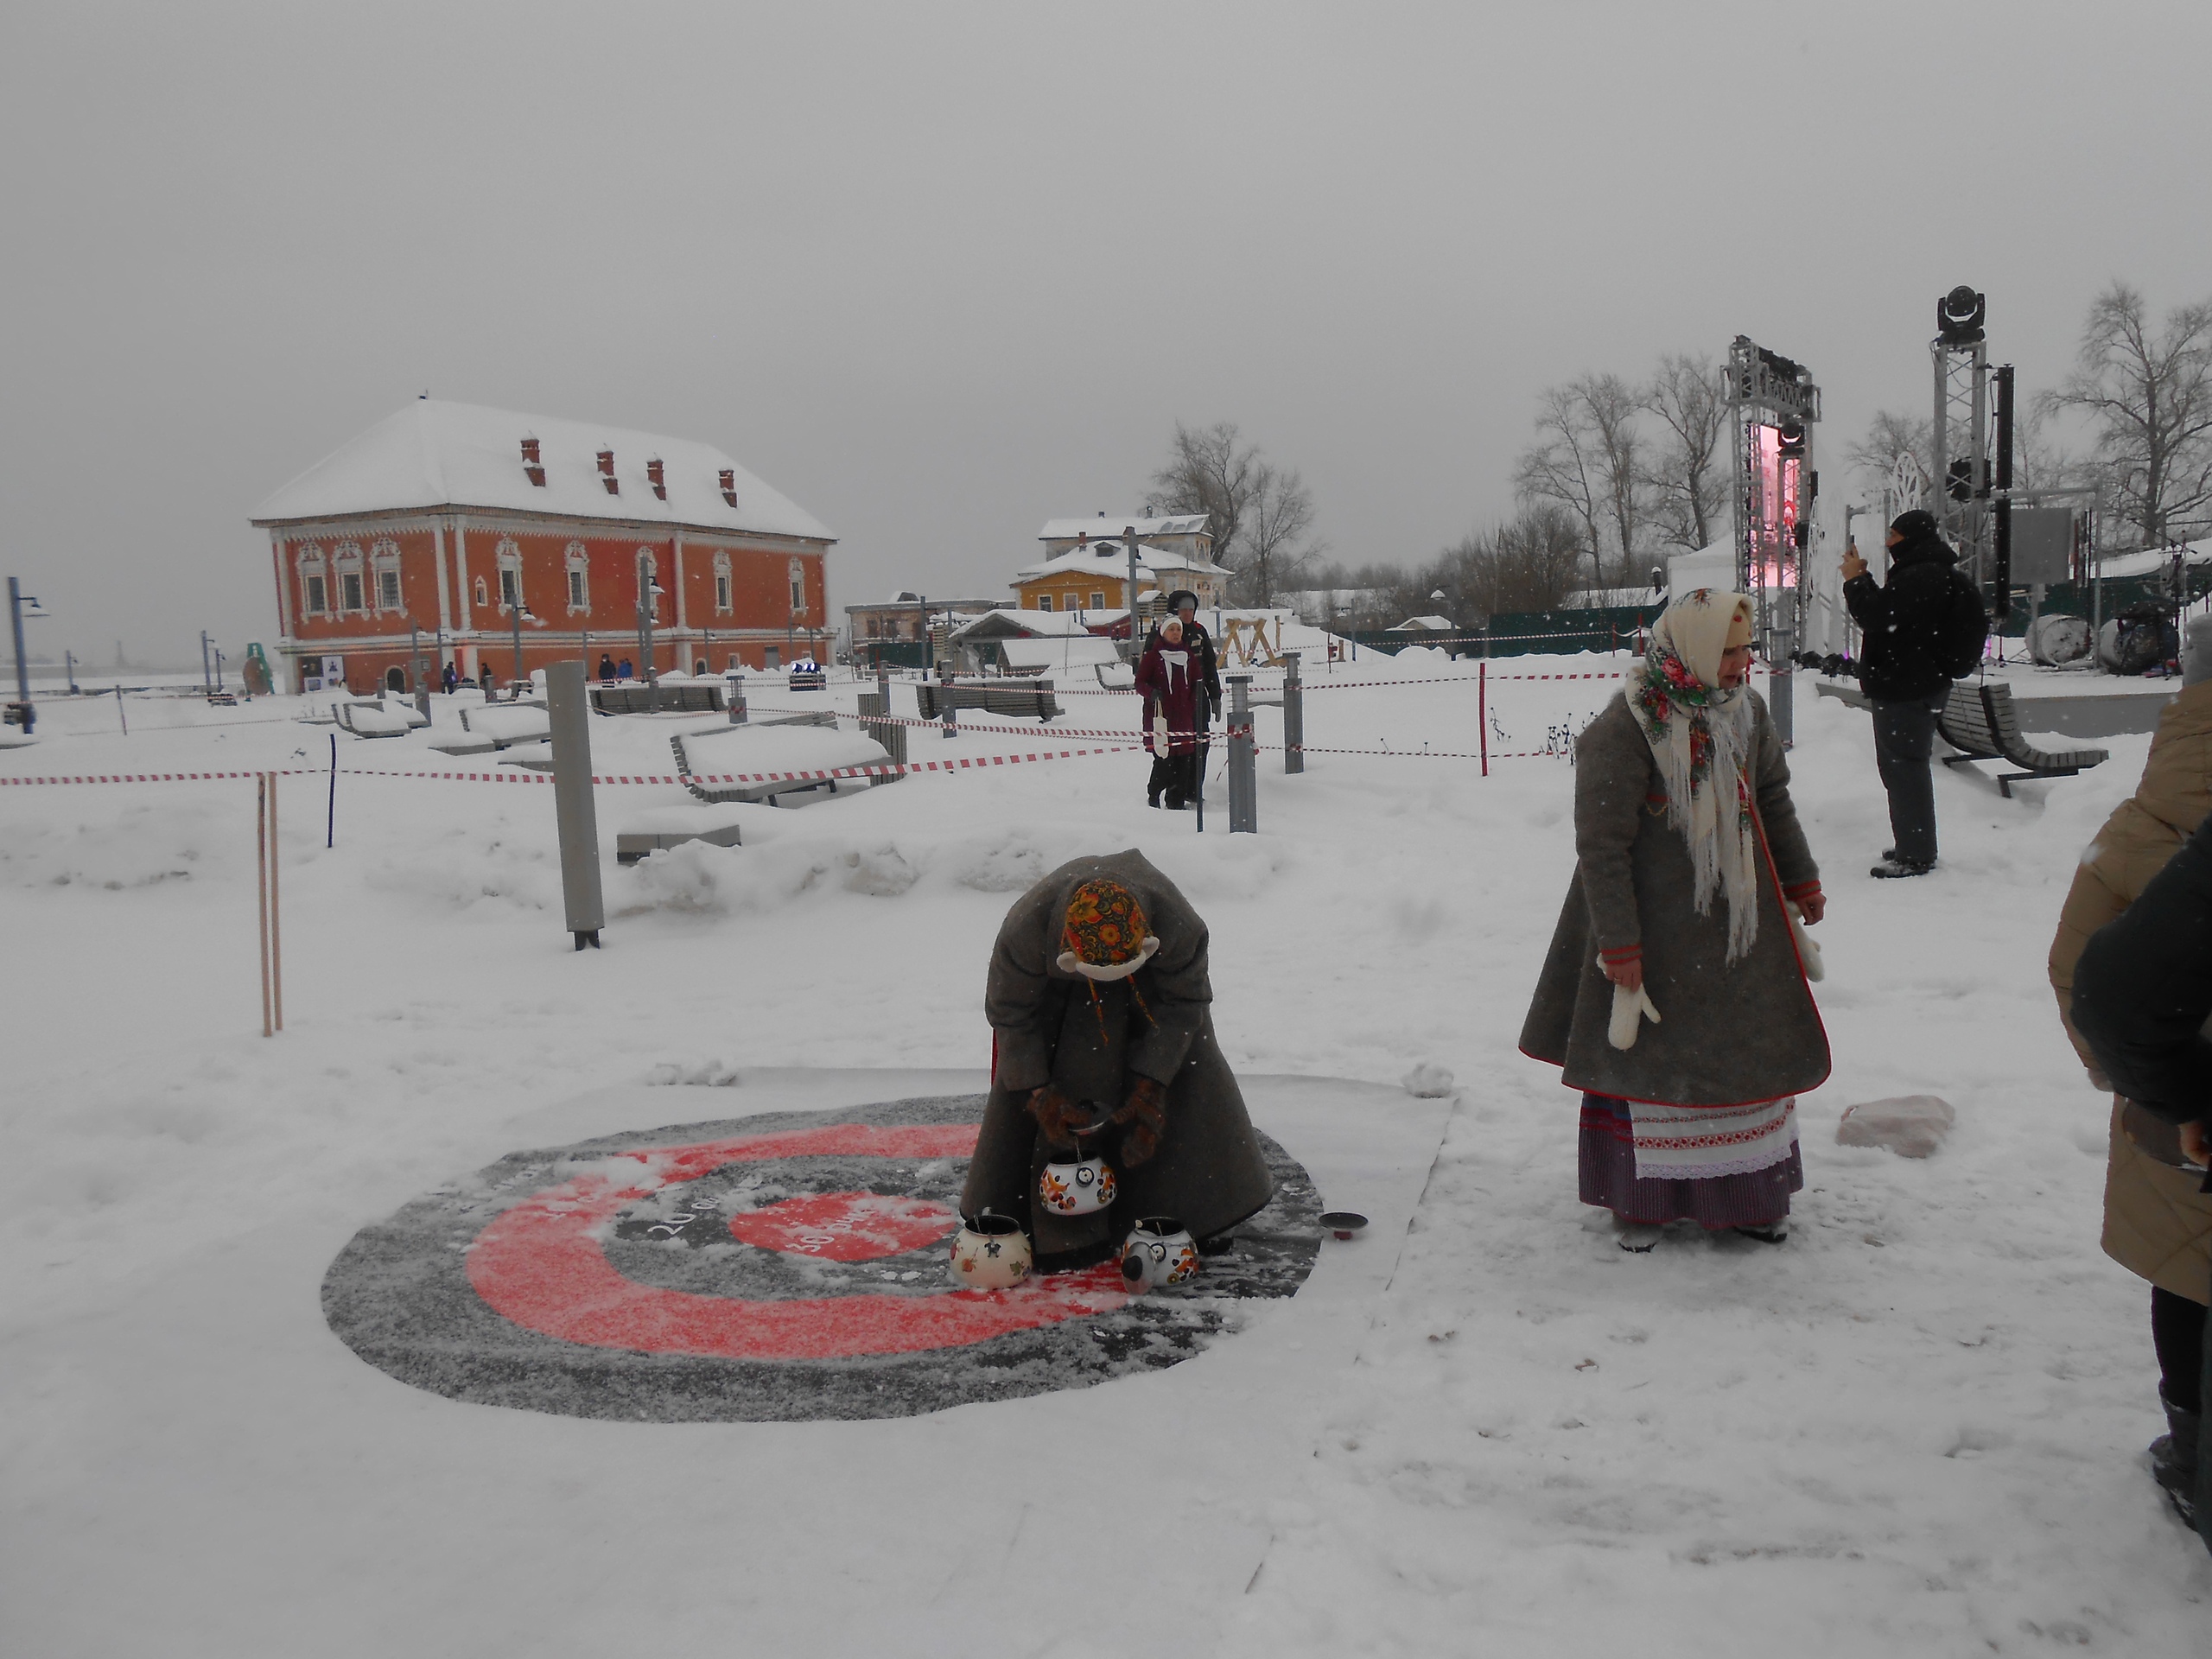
[
  {"x1": 333, "y1": 542, "x2": 367, "y2": 615},
  {"x1": 495, "y1": 538, "x2": 522, "y2": 616},
  {"x1": 563, "y1": 541, "x2": 591, "y2": 615},
  {"x1": 296, "y1": 543, "x2": 328, "y2": 618},
  {"x1": 713, "y1": 550, "x2": 734, "y2": 615},
  {"x1": 370, "y1": 538, "x2": 404, "y2": 617},
  {"x1": 1036, "y1": 593, "x2": 1053, "y2": 612}
]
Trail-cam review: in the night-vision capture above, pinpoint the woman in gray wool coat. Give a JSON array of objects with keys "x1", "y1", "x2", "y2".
[{"x1": 1519, "y1": 589, "x2": 1830, "y2": 1250}]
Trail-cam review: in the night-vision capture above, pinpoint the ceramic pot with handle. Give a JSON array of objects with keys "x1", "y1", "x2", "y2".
[
  {"x1": 1119, "y1": 1215, "x2": 1199, "y2": 1293},
  {"x1": 1038, "y1": 1121, "x2": 1118, "y2": 1217},
  {"x1": 949, "y1": 1210, "x2": 1033, "y2": 1289}
]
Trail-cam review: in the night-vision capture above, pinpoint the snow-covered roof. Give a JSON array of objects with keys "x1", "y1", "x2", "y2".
[
  {"x1": 2090, "y1": 540, "x2": 2212, "y2": 579},
  {"x1": 1039, "y1": 514, "x2": 1210, "y2": 543},
  {"x1": 1389, "y1": 615, "x2": 1457, "y2": 632},
  {"x1": 1015, "y1": 540, "x2": 1228, "y2": 581},
  {"x1": 251, "y1": 400, "x2": 834, "y2": 542},
  {"x1": 950, "y1": 607, "x2": 1125, "y2": 643}
]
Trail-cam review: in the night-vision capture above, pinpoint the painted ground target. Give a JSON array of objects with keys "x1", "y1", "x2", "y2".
[{"x1": 321, "y1": 1094, "x2": 1320, "y2": 1421}]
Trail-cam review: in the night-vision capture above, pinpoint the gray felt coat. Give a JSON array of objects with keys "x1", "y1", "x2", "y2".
[
  {"x1": 962, "y1": 849, "x2": 1274, "y2": 1255},
  {"x1": 1519, "y1": 693, "x2": 1829, "y2": 1107}
]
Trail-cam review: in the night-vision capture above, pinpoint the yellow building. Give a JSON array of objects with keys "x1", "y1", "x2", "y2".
[{"x1": 1011, "y1": 514, "x2": 1229, "y2": 616}]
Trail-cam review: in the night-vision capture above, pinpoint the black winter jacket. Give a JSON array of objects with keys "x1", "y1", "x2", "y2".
[
  {"x1": 1844, "y1": 529, "x2": 1961, "y2": 702},
  {"x1": 2074, "y1": 810, "x2": 2212, "y2": 1132}
]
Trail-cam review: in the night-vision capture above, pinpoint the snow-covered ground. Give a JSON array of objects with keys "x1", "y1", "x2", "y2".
[{"x1": 3, "y1": 658, "x2": 2208, "y2": 1656}]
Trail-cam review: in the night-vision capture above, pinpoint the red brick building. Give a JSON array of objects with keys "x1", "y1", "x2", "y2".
[{"x1": 251, "y1": 401, "x2": 836, "y2": 695}]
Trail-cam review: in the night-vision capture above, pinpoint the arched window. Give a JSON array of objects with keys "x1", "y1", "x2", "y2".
[
  {"x1": 495, "y1": 538, "x2": 522, "y2": 612},
  {"x1": 713, "y1": 549, "x2": 733, "y2": 614},
  {"x1": 787, "y1": 556, "x2": 806, "y2": 617},
  {"x1": 636, "y1": 548, "x2": 661, "y2": 619},
  {"x1": 564, "y1": 541, "x2": 590, "y2": 613},
  {"x1": 474, "y1": 575, "x2": 489, "y2": 608}
]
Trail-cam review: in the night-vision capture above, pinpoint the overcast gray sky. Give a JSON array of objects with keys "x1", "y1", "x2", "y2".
[{"x1": 3, "y1": 1, "x2": 2208, "y2": 666}]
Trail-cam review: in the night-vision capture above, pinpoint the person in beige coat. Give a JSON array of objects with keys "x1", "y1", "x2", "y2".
[{"x1": 2049, "y1": 671, "x2": 2212, "y2": 1525}]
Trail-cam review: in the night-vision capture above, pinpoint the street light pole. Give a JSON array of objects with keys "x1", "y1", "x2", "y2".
[{"x1": 9, "y1": 577, "x2": 42, "y2": 734}]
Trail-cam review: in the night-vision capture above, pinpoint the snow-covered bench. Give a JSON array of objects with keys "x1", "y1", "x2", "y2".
[
  {"x1": 1936, "y1": 682, "x2": 2109, "y2": 798},
  {"x1": 669, "y1": 721, "x2": 896, "y2": 807},
  {"x1": 590, "y1": 681, "x2": 726, "y2": 715},
  {"x1": 334, "y1": 700, "x2": 423, "y2": 739},
  {"x1": 912, "y1": 678, "x2": 1059, "y2": 722},
  {"x1": 431, "y1": 702, "x2": 552, "y2": 755}
]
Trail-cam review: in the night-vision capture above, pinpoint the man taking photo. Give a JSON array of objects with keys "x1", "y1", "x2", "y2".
[{"x1": 1842, "y1": 508, "x2": 1987, "y2": 879}]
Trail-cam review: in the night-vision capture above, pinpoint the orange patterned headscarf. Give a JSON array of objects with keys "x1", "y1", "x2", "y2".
[{"x1": 1056, "y1": 878, "x2": 1160, "y2": 1039}]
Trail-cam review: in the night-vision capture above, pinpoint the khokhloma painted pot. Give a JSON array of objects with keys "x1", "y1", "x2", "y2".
[
  {"x1": 949, "y1": 1211, "x2": 1033, "y2": 1290},
  {"x1": 1120, "y1": 1216, "x2": 1199, "y2": 1293}
]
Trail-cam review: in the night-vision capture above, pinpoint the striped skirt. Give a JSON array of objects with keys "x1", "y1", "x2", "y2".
[{"x1": 1578, "y1": 1093, "x2": 1802, "y2": 1227}]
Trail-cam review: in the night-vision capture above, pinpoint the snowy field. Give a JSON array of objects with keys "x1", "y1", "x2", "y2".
[{"x1": 3, "y1": 657, "x2": 2209, "y2": 1656}]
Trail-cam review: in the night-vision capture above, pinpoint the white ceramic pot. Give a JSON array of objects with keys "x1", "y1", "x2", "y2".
[
  {"x1": 948, "y1": 1211, "x2": 1033, "y2": 1289},
  {"x1": 1119, "y1": 1216, "x2": 1199, "y2": 1293},
  {"x1": 1037, "y1": 1147, "x2": 1117, "y2": 1217}
]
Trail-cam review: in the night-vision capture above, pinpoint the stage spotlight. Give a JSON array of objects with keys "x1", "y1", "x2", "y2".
[
  {"x1": 1777, "y1": 421, "x2": 1807, "y2": 459},
  {"x1": 1936, "y1": 285, "x2": 1986, "y2": 345},
  {"x1": 1947, "y1": 457, "x2": 1975, "y2": 501}
]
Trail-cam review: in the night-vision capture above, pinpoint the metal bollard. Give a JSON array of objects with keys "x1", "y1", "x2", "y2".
[
  {"x1": 941, "y1": 665, "x2": 957, "y2": 739},
  {"x1": 728, "y1": 672, "x2": 747, "y2": 724},
  {"x1": 1281, "y1": 651, "x2": 1303, "y2": 775},
  {"x1": 545, "y1": 662, "x2": 605, "y2": 950},
  {"x1": 1226, "y1": 673, "x2": 1257, "y2": 833}
]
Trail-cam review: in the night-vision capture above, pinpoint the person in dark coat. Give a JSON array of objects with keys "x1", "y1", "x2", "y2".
[
  {"x1": 1145, "y1": 590, "x2": 1222, "y2": 707},
  {"x1": 597, "y1": 653, "x2": 617, "y2": 682},
  {"x1": 1134, "y1": 618, "x2": 1202, "y2": 809},
  {"x1": 962, "y1": 849, "x2": 1275, "y2": 1270},
  {"x1": 2071, "y1": 812, "x2": 2212, "y2": 1555},
  {"x1": 1844, "y1": 509, "x2": 1971, "y2": 878},
  {"x1": 441, "y1": 661, "x2": 459, "y2": 695},
  {"x1": 1521, "y1": 589, "x2": 1827, "y2": 1249}
]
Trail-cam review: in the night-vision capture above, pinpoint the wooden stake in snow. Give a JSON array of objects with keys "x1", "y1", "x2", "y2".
[{"x1": 257, "y1": 772, "x2": 284, "y2": 1035}]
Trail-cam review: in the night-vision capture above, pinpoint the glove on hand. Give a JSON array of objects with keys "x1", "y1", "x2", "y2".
[
  {"x1": 1114, "y1": 1076, "x2": 1168, "y2": 1167},
  {"x1": 1026, "y1": 1084, "x2": 1089, "y2": 1149}
]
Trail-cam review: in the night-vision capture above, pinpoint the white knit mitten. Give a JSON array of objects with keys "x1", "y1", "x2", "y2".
[
  {"x1": 1605, "y1": 974, "x2": 1662, "y2": 1051},
  {"x1": 1787, "y1": 903, "x2": 1825, "y2": 982}
]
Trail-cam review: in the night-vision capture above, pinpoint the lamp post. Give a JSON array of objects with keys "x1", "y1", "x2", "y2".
[
  {"x1": 9, "y1": 578, "x2": 49, "y2": 734},
  {"x1": 635, "y1": 549, "x2": 665, "y2": 710},
  {"x1": 511, "y1": 601, "x2": 542, "y2": 696}
]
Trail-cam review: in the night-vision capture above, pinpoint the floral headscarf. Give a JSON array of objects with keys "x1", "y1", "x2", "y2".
[{"x1": 1625, "y1": 590, "x2": 1760, "y2": 962}]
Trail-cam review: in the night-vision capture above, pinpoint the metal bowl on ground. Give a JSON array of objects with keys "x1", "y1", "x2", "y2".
[{"x1": 1318, "y1": 1211, "x2": 1369, "y2": 1241}]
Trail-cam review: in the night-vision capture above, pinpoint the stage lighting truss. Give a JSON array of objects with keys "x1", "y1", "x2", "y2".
[
  {"x1": 1931, "y1": 287, "x2": 1992, "y2": 588},
  {"x1": 1726, "y1": 335, "x2": 1821, "y2": 648}
]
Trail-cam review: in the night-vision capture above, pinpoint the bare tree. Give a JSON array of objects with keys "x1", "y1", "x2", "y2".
[
  {"x1": 1240, "y1": 464, "x2": 1322, "y2": 606},
  {"x1": 1148, "y1": 421, "x2": 1320, "y2": 605},
  {"x1": 1640, "y1": 354, "x2": 1727, "y2": 550},
  {"x1": 2044, "y1": 282, "x2": 2212, "y2": 548},
  {"x1": 1513, "y1": 385, "x2": 1606, "y2": 588},
  {"x1": 1847, "y1": 408, "x2": 1935, "y2": 504},
  {"x1": 1514, "y1": 375, "x2": 1647, "y2": 588},
  {"x1": 1148, "y1": 421, "x2": 1256, "y2": 570}
]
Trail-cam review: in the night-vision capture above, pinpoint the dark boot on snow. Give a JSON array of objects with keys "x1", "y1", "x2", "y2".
[
  {"x1": 1871, "y1": 855, "x2": 1934, "y2": 880},
  {"x1": 2151, "y1": 1389, "x2": 2201, "y2": 1528}
]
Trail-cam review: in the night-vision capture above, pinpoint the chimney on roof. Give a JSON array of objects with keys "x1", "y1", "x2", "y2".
[
  {"x1": 520, "y1": 436, "x2": 546, "y2": 487},
  {"x1": 718, "y1": 468, "x2": 737, "y2": 507},
  {"x1": 597, "y1": 448, "x2": 619, "y2": 495},
  {"x1": 1077, "y1": 531, "x2": 1088, "y2": 549},
  {"x1": 647, "y1": 457, "x2": 666, "y2": 500}
]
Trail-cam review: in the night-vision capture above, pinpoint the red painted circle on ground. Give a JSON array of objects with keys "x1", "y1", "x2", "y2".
[
  {"x1": 465, "y1": 1121, "x2": 1128, "y2": 1361},
  {"x1": 727, "y1": 1190, "x2": 960, "y2": 1261}
]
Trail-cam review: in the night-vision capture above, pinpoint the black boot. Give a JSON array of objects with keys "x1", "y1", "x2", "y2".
[{"x1": 2150, "y1": 1389, "x2": 2201, "y2": 1527}]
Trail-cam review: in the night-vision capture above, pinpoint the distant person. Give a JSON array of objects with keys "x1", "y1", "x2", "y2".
[
  {"x1": 1842, "y1": 509, "x2": 1988, "y2": 879},
  {"x1": 441, "y1": 662, "x2": 459, "y2": 695},
  {"x1": 617, "y1": 657, "x2": 635, "y2": 680},
  {"x1": 2049, "y1": 652, "x2": 2212, "y2": 1535},
  {"x1": 1135, "y1": 617, "x2": 1201, "y2": 810},
  {"x1": 2071, "y1": 814, "x2": 2212, "y2": 1558},
  {"x1": 598, "y1": 653, "x2": 617, "y2": 682},
  {"x1": 1520, "y1": 589, "x2": 1827, "y2": 1250}
]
